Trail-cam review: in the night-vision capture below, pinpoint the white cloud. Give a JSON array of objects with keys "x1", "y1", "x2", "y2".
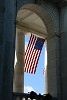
[{"x1": 24, "y1": 86, "x2": 35, "y2": 93}]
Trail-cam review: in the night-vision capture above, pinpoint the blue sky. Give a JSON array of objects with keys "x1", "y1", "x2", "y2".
[{"x1": 24, "y1": 35, "x2": 46, "y2": 94}]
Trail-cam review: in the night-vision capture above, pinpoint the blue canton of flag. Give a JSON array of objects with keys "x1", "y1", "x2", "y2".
[
  {"x1": 24, "y1": 34, "x2": 45, "y2": 74},
  {"x1": 34, "y1": 38, "x2": 45, "y2": 50}
]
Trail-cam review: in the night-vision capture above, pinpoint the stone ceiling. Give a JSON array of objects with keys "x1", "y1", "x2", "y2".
[{"x1": 16, "y1": 9, "x2": 47, "y2": 38}]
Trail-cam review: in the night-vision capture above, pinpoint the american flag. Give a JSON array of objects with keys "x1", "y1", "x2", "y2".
[{"x1": 24, "y1": 34, "x2": 45, "y2": 74}]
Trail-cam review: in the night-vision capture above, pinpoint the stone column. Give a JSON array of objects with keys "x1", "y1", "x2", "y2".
[
  {"x1": 60, "y1": 3, "x2": 67, "y2": 100},
  {"x1": 13, "y1": 29, "x2": 25, "y2": 93},
  {"x1": 44, "y1": 42, "x2": 48, "y2": 94},
  {"x1": 0, "y1": 0, "x2": 5, "y2": 99},
  {"x1": 45, "y1": 67, "x2": 48, "y2": 94},
  {"x1": 1, "y1": 0, "x2": 16, "y2": 100},
  {"x1": 47, "y1": 33, "x2": 61, "y2": 100}
]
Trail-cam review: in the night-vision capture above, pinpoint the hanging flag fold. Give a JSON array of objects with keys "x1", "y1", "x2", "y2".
[{"x1": 24, "y1": 34, "x2": 45, "y2": 74}]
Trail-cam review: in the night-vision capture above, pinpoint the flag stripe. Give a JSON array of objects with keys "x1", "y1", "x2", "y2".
[{"x1": 24, "y1": 34, "x2": 45, "y2": 74}]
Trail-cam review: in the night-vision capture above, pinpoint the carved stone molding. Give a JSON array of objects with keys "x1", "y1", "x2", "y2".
[
  {"x1": 34, "y1": 0, "x2": 42, "y2": 4},
  {"x1": 57, "y1": 0, "x2": 67, "y2": 8}
]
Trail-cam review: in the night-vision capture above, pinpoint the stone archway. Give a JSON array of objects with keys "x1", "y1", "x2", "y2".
[
  {"x1": 1, "y1": 0, "x2": 67, "y2": 100},
  {"x1": 13, "y1": 3, "x2": 61, "y2": 98},
  {"x1": 13, "y1": 2, "x2": 61, "y2": 99}
]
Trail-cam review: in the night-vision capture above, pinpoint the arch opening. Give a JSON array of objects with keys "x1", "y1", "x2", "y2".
[
  {"x1": 13, "y1": 2, "x2": 59, "y2": 98},
  {"x1": 13, "y1": 6, "x2": 48, "y2": 94}
]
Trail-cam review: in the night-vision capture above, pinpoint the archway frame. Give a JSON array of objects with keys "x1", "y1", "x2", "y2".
[{"x1": 16, "y1": 1, "x2": 61, "y2": 99}]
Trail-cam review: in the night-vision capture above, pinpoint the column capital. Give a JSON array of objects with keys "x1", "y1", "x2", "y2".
[
  {"x1": 47, "y1": 33, "x2": 60, "y2": 41},
  {"x1": 16, "y1": 28, "x2": 23, "y2": 33},
  {"x1": 16, "y1": 28, "x2": 27, "y2": 35},
  {"x1": 16, "y1": 25, "x2": 29, "y2": 34}
]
